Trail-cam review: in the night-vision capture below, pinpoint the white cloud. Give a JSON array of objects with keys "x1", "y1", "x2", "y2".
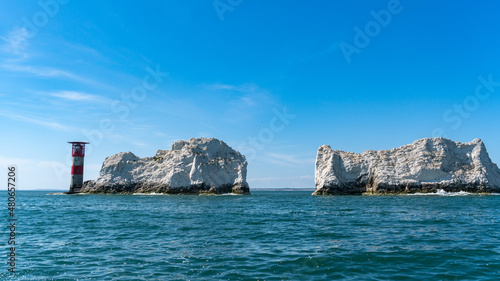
[
  {"x1": 265, "y1": 152, "x2": 315, "y2": 167},
  {"x1": 206, "y1": 83, "x2": 239, "y2": 91},
  {"x1": 1, "y1": 27, "x2": 30, "y2": 57},
  {"x1": 49, "y1": 91, "x2": 112, "y2": 104},
  {"x1": 0, "y1": 111, "x2": 76, "y2": 131},
  {"x1": 0, "y1": 157, "x2": 71, "y2": 190},
  {"x1": 205, "y1": 82, "x2": 278, "y2": 122},
  {"x1": 2, "y1": 64, "x2": 84, "y2": 80},
  {"x1": 206, "y1": 83, "x2": 273, "y2": 104},
  {"x1": 153, "y1": 131, "x2": 170, "y2": 138},
  {"x1": 248, "y1": 175, "x2": 314, "y2": 182},
  {"x1": 1, "y1": 63, "x2": 120, "y2": 93},
  {"x1": 0, "y1": 155, "x2": 35, "y2": 167}
]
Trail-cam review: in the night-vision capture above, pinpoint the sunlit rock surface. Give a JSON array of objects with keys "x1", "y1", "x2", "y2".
[
  {"x1": 82, "y1": 138, "x2": 250, "y2": 195},
  {"x1": 314, "y1": 138, "x2": 500, "y2": 195}
]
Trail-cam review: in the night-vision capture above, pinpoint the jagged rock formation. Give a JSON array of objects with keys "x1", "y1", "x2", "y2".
[
  {"x1": 313, "y1": 138, "x2": 500, "y2": 195},
  {"x1": 82, "y1": 138, "x2": 250, "y2": 195}
]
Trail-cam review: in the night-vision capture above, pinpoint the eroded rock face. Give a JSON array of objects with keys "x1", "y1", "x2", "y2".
[
  {"x1": 82, "y1": 138, "x2": 250, "y2": 195},
  {"x1": 313, "y1": 138, "x2": 500, "y2": 195}
]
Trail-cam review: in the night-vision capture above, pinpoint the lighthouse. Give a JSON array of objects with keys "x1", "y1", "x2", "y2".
[{"x1": 67, "y1": 141, "x2": 89, "y2": 194}]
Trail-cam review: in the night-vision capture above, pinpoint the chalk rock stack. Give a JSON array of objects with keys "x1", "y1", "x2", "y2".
[
  {"x1": 82, "y1": 138, "x2": 250, "y2": 194},
  {"x1": 314, "y1": 138, "x2": 500, "y2": 195}
]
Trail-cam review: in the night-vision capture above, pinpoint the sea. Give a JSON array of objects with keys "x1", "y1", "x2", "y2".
[{"x1": 2, "y1": 190, "x2": 500, "y2": 280}]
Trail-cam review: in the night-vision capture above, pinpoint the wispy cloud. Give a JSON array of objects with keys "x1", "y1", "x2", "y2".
[
  {"x1": 0, "y1": 158, "x2": 74, "y2": 189},
  {"x1": 49, "y1": 91, "x2": 112, "y2": 104},
  {"x1": 265, "y1": 152, "x2": 315, "y2": 167},
  {"x1": 131, "y1": 141, "x2": 148, "y2": 147},
  {"x1": 0, "y1": 155, "x2": 35, "y2": 167},
  {"x1": 247, "y1": 175, "x2": 315, "y2": 188},
  {"x1": 1, "y1": 64, "x2": 85, "y2": 80},
  {"x1": 248, "y1": 175, "x2": 314, "y2": 183},
  {"x1": 1, "y1": 27, "x2": 30, "y2": 58},
  {"x1": 1, "y1": 63, "x2": 128, "y2": 99},
  {"x1": 153, "y1": 131, "x2": 170, "y2": 138},
  {"x1": 206, "y1": 83, "x2": 239, "y2": 91},
  {"x1": 205, "y1": 82, "x2": 278, "y2": 122},
  {"x1": 0, "y1": 64, "x2": 121, "y2": 94},
  {"x1": 0, "y1": 111, "x2": 76, "y2": 131},
  {"x1": 206, "y1": 83, "x2": 273, "y2": 105}
]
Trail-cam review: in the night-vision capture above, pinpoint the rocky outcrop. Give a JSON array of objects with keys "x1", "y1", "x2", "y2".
[
  {"x1": 82, "y1": 138, "x2": 250, "y2": 195},
  {"x1": 313, "y1": 138, "x2": 500, "y2": 195}
]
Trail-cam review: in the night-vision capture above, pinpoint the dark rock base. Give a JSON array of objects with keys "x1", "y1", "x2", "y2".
[
  {"x1": 313, "y1": 182, "x2": 499, "y2": 195},
  {"x1": 82, "y1": 180, "x2": 250, "y2": 195}
]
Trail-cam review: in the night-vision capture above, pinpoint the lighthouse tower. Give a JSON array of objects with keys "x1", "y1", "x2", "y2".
[{"x1": 67, "y1": 141, "x2": 89, "y2": 194}]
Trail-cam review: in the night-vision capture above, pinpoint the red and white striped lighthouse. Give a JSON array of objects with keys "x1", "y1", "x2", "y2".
[{"x1": 68, "y1": 141, "x2": 89, "y2": 194}]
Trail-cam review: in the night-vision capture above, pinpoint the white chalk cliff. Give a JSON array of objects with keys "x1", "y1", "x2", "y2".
[
  {"x1": 82, "y1": 138, "x2": 250, "y2": 194},
  {"x1": 314, "y1": 138, "x2": 500, "y2": 195}
]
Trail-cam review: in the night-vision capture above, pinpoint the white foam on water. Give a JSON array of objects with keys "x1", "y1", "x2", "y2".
[
  {"x1": 407, "y1": 189, "x2": 473, "y2": 196},
  {"x1": 48, "y1": 192, "x2": 89, "y2": 195},
  {"x1": 132, "y1": 192, "x2": 166, "y2": 196}
]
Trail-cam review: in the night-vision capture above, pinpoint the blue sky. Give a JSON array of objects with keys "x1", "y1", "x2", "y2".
[{"x1": 1, "y1": 0, "x2": 500, "y2": 190}]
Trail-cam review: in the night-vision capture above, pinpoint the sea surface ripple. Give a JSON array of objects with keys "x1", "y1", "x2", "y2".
[{"x1": 2, "y1": 191, "x2": 500, "y2": 280}]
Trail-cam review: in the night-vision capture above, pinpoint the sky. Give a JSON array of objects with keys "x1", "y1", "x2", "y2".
[{"x1": 1, "y1": 0, "x2": 500, "y2": 190}]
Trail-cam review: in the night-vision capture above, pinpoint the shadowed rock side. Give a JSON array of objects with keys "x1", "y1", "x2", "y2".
[
  {"x1": 82, "y1": 138, "x2": 250, "y2": 195},
  {"x1": 313, "y1": 138, "x2": 500, "y2": 195}
]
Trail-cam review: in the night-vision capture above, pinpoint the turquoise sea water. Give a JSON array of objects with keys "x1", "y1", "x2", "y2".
[{"x1": 2, "y1": 190, "x2": 500, "y2": 280}]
